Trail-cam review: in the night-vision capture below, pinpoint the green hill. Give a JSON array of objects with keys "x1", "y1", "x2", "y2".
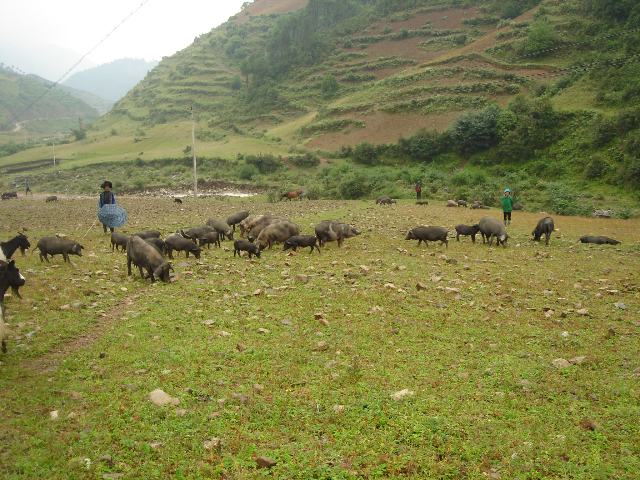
[
  {"x1": 0, "y1": 67, "x2": 99, "y2": 133},
  {"x1": 29, "y1": 74, "x2": 114, "y2": 115},
  {"x1": 1, "y1": 0, "x2": 640, "y2": 211}
]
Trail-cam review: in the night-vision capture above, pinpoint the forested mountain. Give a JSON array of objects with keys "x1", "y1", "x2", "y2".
[
  {"x1": 4, "y1": 0, "x2": 640, "y2": 204},
  {"x1": 63, "y1": 58, "x2": 159, "y2": 102}
]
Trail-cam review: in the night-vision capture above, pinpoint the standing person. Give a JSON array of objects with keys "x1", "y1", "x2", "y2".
[
  {"x1": 502, "y1": 188, "x2": 514, "y2": 227},
  {"x1": 25, "y1": 179, "x2": 32, "y2": 195},
  {"x1": 415, "y1": 181, "x2": 422, "y2": 200},
  {"x1": 99, "y1": 181, "x2": 116, "y2": 234}
]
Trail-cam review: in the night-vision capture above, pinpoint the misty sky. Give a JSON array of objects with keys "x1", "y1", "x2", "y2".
[{"x1": 0, "y1": 0, "x2": 247, "y2": 80}]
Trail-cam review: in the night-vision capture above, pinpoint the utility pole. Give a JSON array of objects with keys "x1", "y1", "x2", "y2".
[
  {"x1": 53, "y1": 141, "x2": 55, "y2": 166},
  {"x1": 191, "y1": 107, "x2": 197, "y2": 201}
]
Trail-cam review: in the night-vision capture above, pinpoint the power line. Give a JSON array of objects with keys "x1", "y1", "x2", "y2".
[{"x1": 0, "y1": 0, "x2": 151, "y2": 132}]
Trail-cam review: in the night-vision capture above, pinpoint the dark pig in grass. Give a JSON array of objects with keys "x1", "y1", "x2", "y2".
[
  {"x1": 46, "y1": 195, "x2": 58, "y2": 203},
  {"x1": 255, "y1": 221, "x2": 300, "y2": 250},
  {"x1": 1, "y1": 259, "x2": 26, "y2": 353},
  {"x1": 375, "y1": 195, "x2": 396, "y2": 205},
  {"x1": 532, "y1": 217, "x2": 555, "y2": 245},
  {"x1": 127, "y1": 235, "x2": 172, "y2": 283},
  {"x1": 35, "y1": 237, "x2": 84, "y2": 262},
  {"x1": 206, "y1": 218, "x2": 234, "y2": 240},
  {"x1": 184, "y1": 225, "x2": 215, "y2": 241},
  {"x1": 315, "y1": 220, "x2": 360, "y2": 248},
  {"x1": 579, "y1": 235, "x2": 621, "y2": 245},
  {"x1": 199, "y1": 231, "x2": 221, "y2": 249},
  {"x1": 145, "y1": 237, "x2": 166, "y2": 256},
  {"x1": 415, "y1": 201, "x2": 429, "y2": 205},
  {"x1": 233, "y1": 239, "x2": 261, "y2": 258},
  {"x1": 226, "y1": 210, "x2": 250, "y2": 231},
  {"x1": 111, "y1": 232, "x2": 129, "y2": 252},
  {"x1": 455, "y1": 224, "x2": 480, "y2": 243},
  {"x1": 134, "y1": 230, "x2": 161, "y2": 240},
  {"x1": 283, "y1": 235, "x2": 321, "y2": 254},
  {"x1": 479, "y1": 216, "x2": 508, "y2": 247},
  {"x1": 164, "y1": 233, "x2": 202, "y2": 259},
  {"x1": 405, "y1": 226, "x2": 448, "y2": 247}
]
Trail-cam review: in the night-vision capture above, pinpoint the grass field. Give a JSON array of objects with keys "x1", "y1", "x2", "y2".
[{"x1": 1, "y1": 196, "x2": 639, "y2": 479}]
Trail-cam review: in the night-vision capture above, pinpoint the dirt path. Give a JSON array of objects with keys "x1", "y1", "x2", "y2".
[{"x1": 20, "y1": 293, "x2": 140, "y2": 375}]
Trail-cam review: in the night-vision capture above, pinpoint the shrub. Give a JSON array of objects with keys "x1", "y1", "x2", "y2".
[
  {"x1": 353, "y1": 142, "x2": 379, "y2": 165},
  {"x1": 585, "y1": 154, "x2": 609, "y2": 180},
  {"x1": 237, "y1": 164, "x2": 259, "y2": 180},
  {"x1": 245, "y1": 153, "x2": 284, "y2": 173},
  {"x1": 289, "y1": 153, "x2": 320, "y2": 168},
  {"x1": 545, "y1": 183, "x2": 590, "y2": 216}
]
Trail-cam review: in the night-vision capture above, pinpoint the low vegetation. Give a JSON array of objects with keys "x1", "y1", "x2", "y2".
[{"x1": 0, "y1": 197, "x2": 639, "y2": 479}]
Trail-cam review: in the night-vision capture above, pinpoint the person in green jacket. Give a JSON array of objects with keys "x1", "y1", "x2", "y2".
[{"x1": 502, "y1": 188, "x2": 514, "y2": 226}]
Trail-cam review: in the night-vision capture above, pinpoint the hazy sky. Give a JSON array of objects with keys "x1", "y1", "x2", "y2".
[{"x1": 1, "y1": 0, "x2": 247, "y2": 79}]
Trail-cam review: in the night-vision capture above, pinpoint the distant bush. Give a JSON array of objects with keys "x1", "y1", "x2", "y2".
[
  {"x1": 245, "y1": 153, "x2": 284, "y2": 174},
  {"x1": 545, "y1": 183, "x2": 591, "y2": 216},
  {"x1": 237, "y1": 164, "x2": 259, "y2": 180},
  {"x1": 289, "y1": 153, "x2": 320, "y2": 168}
]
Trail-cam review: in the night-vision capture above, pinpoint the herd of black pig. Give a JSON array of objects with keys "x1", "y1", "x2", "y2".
[{"x1": 0, "y1": 204, "x2": 623, "y2": 356}]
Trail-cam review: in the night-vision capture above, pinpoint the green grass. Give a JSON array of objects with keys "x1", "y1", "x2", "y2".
[{"x1": 1, "y1": 197, "x2": 639, "y2": 479}]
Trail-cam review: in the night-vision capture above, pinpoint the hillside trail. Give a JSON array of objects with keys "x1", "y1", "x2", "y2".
[
  {"x1": 17, "y1": 290, "x2": 143, "y2": 376},
  {"x1": 216, "y1": 53, "x2": 238, "y2": 75}
]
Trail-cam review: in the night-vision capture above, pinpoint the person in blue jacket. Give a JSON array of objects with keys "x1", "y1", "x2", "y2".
[{"x1": 99, "y1": 181, "x2": 116, "y2": 234}]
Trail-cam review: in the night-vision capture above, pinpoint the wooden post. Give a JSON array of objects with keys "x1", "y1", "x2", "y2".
[
  {"x1": 53, "y1": 141, "x2": 56, "y2": 166},
  {"x1": 191, "y1": 107, "x2": 197, "y2": 201}
]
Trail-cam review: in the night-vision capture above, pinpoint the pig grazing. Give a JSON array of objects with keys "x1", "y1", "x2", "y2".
[
  {"x1": 255, "y1": 221, "x2": 300, "y2": 250},
  {"x1": 46, "y1": 195, "x2": 58, "y2": 203},
  {"x1": 127, "y1": 235, "x2": 172, "y2": 283},
  {"x1": 111, "y1": 232, "x2": 129, "y2": 252},
  {"x1": 405, "y1": 226, "x2": 448, "y2": 247},
  {"x1": 579, "y1": 235, "x2": 621, "y2": 245},
  {"x1": 144, "y1": 237, "x2": 167, "y2": 256},
  {"x1": 184, "y1": 225, "x2": 215, "y2": 241},
  {"x1": 206, "y1": 218, "x2": 234, "y2": 240},
  {"x1": 314, "y1": 220, "x2": 360, "y2": 247},
  {"x1": 234, "y1": 239, "x2": 261, "y2": 258},
  {"x1": 415, "y1": 201, "x2": 429, "y2": 205},
  {"x1": 479, "y1": 216, "x2": 508, "y2": 247},
  {"x1": 457, "y1": 200, "x2": 467, "y2": 207},
  {"x1": 164, "y1": 233, "x2": 202, "y2": 259},
  {"x1": 35, "y1": 237, "x2": 84, "y2": 262},
  {"x1": 1, "y1": 259, "x2": 26, "y2": 353},
  {"x1": 246, "y1": 218, "x2": 285, "y2": 242},
  {"x1": 174, "y1": 198, "x2": 183, "y2": 204},
  {"x1": 455, "y1": 224, "x2": 480, "y2": 243},
  {"x1": 226, "y1": 210, "x2": 250, "y2": 231},
  {"x1": 134, "y1": 230, "x2": 161, "y2": 239},
  {"x1": 375, "y1": 195, "x2": 396, "y2": 205},
  {"x1": 513, "y1": 202, "x2": 524, "y2": 211},
  {"x1": 199, "y1": 231, "x2": 221, "y2": 249},
  {"x1": 446, "y1": 200, "x2": 458, "y2": 207},
  {"x1": 283, "y1": 235, "x2": 321, "y2": 254},
  {"x1": 532, "y1": 217, "x2": 555, "y2": 245}
]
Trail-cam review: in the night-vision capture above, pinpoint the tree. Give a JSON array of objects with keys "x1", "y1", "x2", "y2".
[
  {"x1": 450, "y1": 104, "x2": 501, "y2": 155},
  {"x1": 70, "y1": 118, "x2": 87, "y2": 141},
  {"x1": 321, "y1": 74, "x2": 339, "y2": 96}
]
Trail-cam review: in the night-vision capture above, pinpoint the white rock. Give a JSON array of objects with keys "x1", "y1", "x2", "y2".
[
  {"x1": 552, "y1": 358, "x2": 571, "y2": 368},
  {"x1": 390, "y1": 389, "x2": 414, "y2": 401}
]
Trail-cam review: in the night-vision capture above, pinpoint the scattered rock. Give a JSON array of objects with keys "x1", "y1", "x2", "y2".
[
  {"x1": 50, "y1": 410, "x2": 59, "y2": 420},
  {"x1": 204, "y1": 438, "x2": 222, "y2": 451},
  {"x1": 552, "y1": 358, "x2": 571, "y2": 368},
  {"x1": 295, "y1": 274, "x2": 309, "y2": 284},
  {"x1": 256, "y1": 456, "x2": 277, "y2": 469},
  {"x1": 148, "y1": 389, "x2": 179, "y2": 406},
  {"x1": 390, "y1": 389, "x2": 414, "y2": 401},
  {"x1": 416, "y1": 282, "x2": 428, "y2": 291},
  {"x1": 317, "y1": 341, "x2": 330, "y2": 351},
  {"x1": 580, "y1": 418, "x2": 601, "y2": 431},
  {"x1": 236, "y1": 343, "x2": 246, "y2": 352},
  {"x1": 569, "y1": 356, "x2": 587, "y2": 365}
]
